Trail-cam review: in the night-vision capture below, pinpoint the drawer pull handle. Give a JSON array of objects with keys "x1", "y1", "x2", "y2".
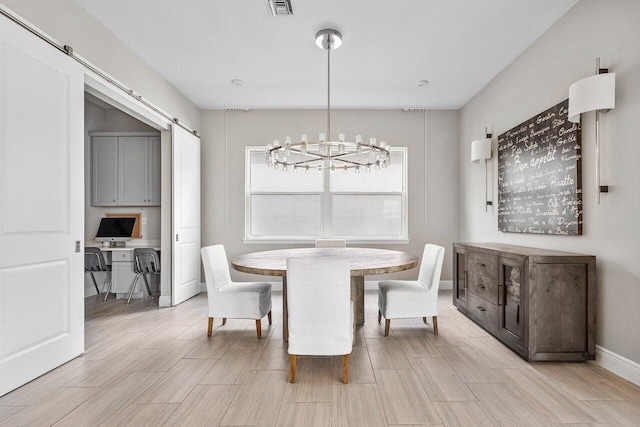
[
  {"x1": 476, "y1": 306, "x2": 487, "y2": 312},
  {"x1": 478, "y1": 284, "x2": 486, "y2": 289},
  {"x1": 479, "y1": 263, "x2": 486, "y2": 267}
]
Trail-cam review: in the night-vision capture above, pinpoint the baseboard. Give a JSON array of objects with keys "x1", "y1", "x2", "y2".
[
  {"x1": 593, "y1": 345, "x2": 640, "y2": 387},
  {"x1": 439, "y1": 280, "x2": 453, "y2": 290},
  {"x1": 158, "y1": 295, "x2": 172, "y2": 307}
]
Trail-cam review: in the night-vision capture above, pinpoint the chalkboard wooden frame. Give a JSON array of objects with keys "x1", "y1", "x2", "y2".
[{"x1": 497, "y1": 99, "x2": 582, "y2": 235}]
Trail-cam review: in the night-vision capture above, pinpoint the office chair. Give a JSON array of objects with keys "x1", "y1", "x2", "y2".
[
  {"x1": 84, "y1": 247, "x2": 111, "y2": 296},
  {"x1": 127, "y1": 248, "x2": 160, "y2": 304}
]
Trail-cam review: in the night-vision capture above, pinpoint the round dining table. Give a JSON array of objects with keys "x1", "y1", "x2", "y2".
[{"x1": 231, "y1": 247, "x2": 419, "y2": 341}]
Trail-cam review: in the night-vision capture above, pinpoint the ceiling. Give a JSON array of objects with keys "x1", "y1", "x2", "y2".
[{"x1": 73, "y1": 0, "x2": 579, "y2": 110}]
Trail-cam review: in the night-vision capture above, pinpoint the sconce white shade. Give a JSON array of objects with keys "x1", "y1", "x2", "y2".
[
  {"x1": 568, "y1": 72, "x2": 615, "y2": 123},
  {"x1": 471, "y1": 138, "x2": 492, "y2": 163}
]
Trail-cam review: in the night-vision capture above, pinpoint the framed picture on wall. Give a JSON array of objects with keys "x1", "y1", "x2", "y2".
[{"x1": 497, "y1": 99, "x2": 582, "y2": 235}]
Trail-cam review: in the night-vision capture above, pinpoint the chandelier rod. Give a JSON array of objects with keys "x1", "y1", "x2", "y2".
[{"x1": 327, "y1": 43, "x2": 331, "y2": 140}]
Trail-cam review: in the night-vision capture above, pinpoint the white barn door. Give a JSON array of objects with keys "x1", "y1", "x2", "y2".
[
  {"x1": 172, "y1": 125, "x2": 201, "y2": 305},
  {"x1": 0, "y1": 18, "x2": 84, "y2": 396}
]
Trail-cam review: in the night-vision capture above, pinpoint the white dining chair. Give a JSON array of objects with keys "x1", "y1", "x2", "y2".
[
  {"x1": 315, "y1": 239, "x2": 346, "y2": 248},
  {"x1": 286, "y1": 257, "x2": 353, "y2": 383},
  {"x1": 201, "y1": 244, "x2": 272, "y2": 339},
  {"x1": 378, "y1": 244, "x2": 445, "y2": 336}
]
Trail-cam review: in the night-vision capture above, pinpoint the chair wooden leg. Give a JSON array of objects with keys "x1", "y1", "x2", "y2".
[
  {"x1": 423, "y1": 316, "x2": 427, "y2": 324},
  {"x1": 384, "y1": 319, "x2": 390, "y2": 337},
  {"x1": 222, "y1": 318, "x2": 227, "y2": 326},
  {"x1": 256, "y1": 319, "x2": 262, "y2": 339},
  {"x1": 207, "y1": 317, "x2": 213, "y2": 338},
  {"x1": 378, "y1": 310, "x2": 382, "y2": 324},
  {"x1": 289, "y1": 355, "x2": 296, "y2": 383},
  {"x1": 432, "y1": 316, "x2": 438, "y2": 335},
  {"x1": 268, "y1": 311, "x2": 272, "y2": 325},
  {"x1": 342, "y1": 354, "x2": 349, "y2": 384}
]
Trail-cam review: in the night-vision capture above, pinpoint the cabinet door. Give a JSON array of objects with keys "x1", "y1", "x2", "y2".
[
  {"x1": 148, "y1": 136, "x2": 161, "y2": 205},
  {"x1": 453, "y1": 246, "x2": 467, "y2": 311},
  {"x1": 118, "y1": 136, "x2": 149, "y2": 205},
  {"x1": 498, "y1": 257, "x2": 525, "y2": 348},
  {"x1": 92, "y1": 136, "x2": 118, "y2": 206}
]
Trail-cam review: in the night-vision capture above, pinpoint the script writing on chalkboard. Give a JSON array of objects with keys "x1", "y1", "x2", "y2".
[{"x1": 498, "y1": 99, "x2": 582, "y2": 235}]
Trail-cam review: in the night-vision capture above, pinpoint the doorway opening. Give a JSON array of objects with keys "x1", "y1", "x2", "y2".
[{"x1": 82, "y1": 92, "x2": 163, "y2": 308}]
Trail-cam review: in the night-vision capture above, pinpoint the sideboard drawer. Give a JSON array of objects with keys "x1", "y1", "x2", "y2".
[
  {"x1": 467, "y1": 271, "x2": 498, "y2": 304},
  {"x1": 468, "y1": 251, "x2": 498, "y2": 279},
  {"x1": 467, "y1": 292, "x2": 498, "y2": 332}
]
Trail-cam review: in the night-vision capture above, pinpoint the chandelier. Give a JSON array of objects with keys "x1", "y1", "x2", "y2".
[{"x1": 265, "y1": 29, "x2": 391, "y2": 174}]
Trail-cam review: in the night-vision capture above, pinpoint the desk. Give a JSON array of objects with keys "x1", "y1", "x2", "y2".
[
  {"x1": 85, "y1": 243, "x2": 161, "y2": 298},
  {"x1": 231, "y1": 248, "x2": 419, "y2": 341}
]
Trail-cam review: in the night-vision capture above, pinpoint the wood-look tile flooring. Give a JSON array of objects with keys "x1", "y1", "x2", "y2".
[{"x1": 2, "y1": 291, "x2": 640, "y2": 426}]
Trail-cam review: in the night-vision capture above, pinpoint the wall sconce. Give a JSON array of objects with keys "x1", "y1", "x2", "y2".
[
  {"x1": 568, "y1": 58, "x2": 616, "y2": 205},
  {"x1": 471, "y1": 129, "x2": 493, "y2": 212}
]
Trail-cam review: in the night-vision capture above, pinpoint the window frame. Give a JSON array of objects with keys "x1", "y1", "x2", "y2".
[{"x1": 244, "y1": 146, "x2": 409, "y2": 244}]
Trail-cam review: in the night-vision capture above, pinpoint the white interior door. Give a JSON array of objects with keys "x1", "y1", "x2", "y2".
[
  {"x1": 0, "y1": 18, "x2": 84, "y2": 396},
  {"x1": 172, "y1": 125, "x2": 201, "y2": 305}
]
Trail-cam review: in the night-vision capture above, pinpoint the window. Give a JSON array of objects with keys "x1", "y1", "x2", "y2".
[{"x1": 245, "y1": 146, "x2": 408, "y2": 243}]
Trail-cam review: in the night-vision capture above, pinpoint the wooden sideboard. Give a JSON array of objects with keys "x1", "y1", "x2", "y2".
[{"x1": 453, "y1": 242, "x2": 595, "y2": 361}]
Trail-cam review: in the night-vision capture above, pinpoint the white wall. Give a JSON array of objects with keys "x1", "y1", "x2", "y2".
[
  {"x1": 200, "y1": 109, "x2": 459, "y2": 282},
  {"x1": 1, "y1": 0, "x2": 200, "y2": 132},
  {"x1": 459, "y1": 0, "x2": 640, "y2": 363}
]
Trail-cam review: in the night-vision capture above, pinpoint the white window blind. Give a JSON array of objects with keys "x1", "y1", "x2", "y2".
[{"x1": 245, "y1": 147, "x2": 407, "y2": 242}]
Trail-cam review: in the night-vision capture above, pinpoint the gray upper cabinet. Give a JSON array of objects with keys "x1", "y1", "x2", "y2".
[
  {"x1": 92, "y1": 136, "x2": 118, "y2": 206},
  {"x1": 149, "y1": 136, "x2": 161, "y2": 205},
  {"x1": 118, "y1": 136, "x2": 149, "y2": 205},
  {"x1": 91, "y1": 132, "x2": 161, "y2": 207}
]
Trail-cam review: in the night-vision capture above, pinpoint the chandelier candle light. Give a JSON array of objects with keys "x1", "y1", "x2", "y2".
[{"x1": 265, "y1": 29, "x2": 391, "y2": 174}]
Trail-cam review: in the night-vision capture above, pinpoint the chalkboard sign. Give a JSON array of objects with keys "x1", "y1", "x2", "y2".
[{"x1": 498, "y1": 99, "x2": 582, "y2": 235}]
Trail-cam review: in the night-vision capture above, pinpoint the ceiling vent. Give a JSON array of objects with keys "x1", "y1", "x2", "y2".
[{"x1": 266, "y1": 0, "x2": 293, "y2": 16}]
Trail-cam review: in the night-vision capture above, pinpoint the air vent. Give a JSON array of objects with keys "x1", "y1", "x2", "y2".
[{"x1": 266, "y1": 0, "x2": 293, "y2": 16}]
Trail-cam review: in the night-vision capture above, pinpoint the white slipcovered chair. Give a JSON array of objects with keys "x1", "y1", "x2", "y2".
[
  {"x1": 315, "y1": 239, "x2": 346, "y2": 248},
  {"x1": 201, "y1": 244, "x2": 272, "y2": 339},
  {"x1": 286, "y1": 257, "x2": 353, "y2": 384},
  {"x1": 378, "y1": 244, "x2": 445, "y2": 337}
]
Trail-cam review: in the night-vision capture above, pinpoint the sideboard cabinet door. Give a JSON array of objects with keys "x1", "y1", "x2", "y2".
[
  {"x1": 452, "y1": 245, "x2": 467, "y2": 312},
  {"x1": 498, "y1": 257, "x2": 526, "y2": 354}
]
